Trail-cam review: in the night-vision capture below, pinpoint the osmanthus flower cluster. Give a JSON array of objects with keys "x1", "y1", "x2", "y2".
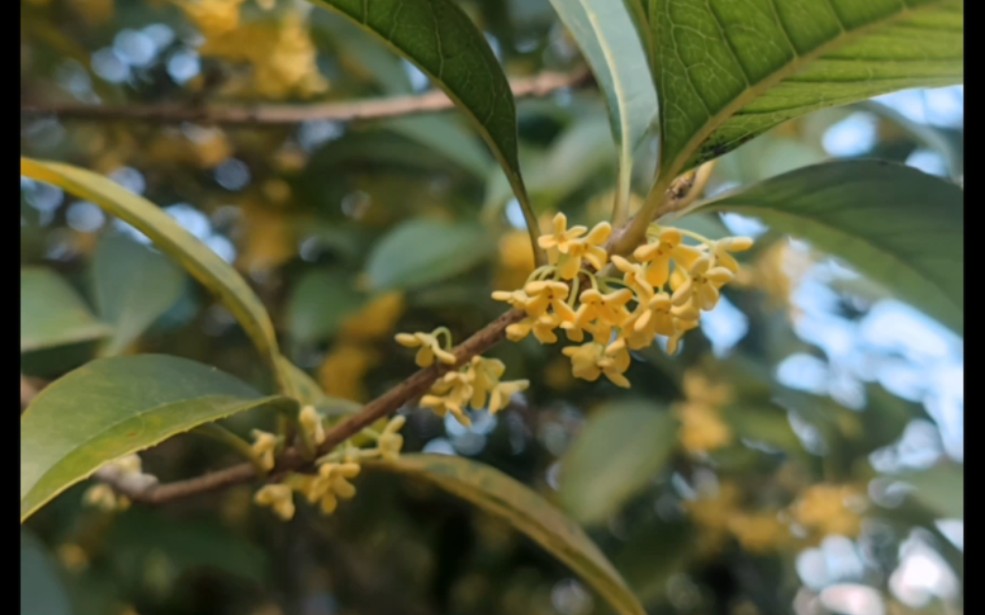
[
  {"x1": 395, "y1": 328, "x2": 530, "y2": 427},
  {"x1": 493, "y1": 213, "x2": 754, "y2": 388},
  {"x1": 250, "y1": 404, "x2": 407, "y2": 521}
]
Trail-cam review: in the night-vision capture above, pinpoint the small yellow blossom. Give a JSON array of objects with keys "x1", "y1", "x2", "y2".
[
  {"x1": 420, "y1": 369, "x2": 475, "y2": 426},
  {"x1": 83, "y1": 484, "x2": 130, "y2": 512},
  {"x1": 57, "y1": 543, "x2": 90, "y2": 573},
  {"x1": 712, "y1": 236, "x2": 755, "y2": 273},
  {"x1": 304, "y1": 462, "x2": 361, "y2": 515},
  {"x1": 488, "y1": 379, "x2": 529, "y2": 414},
  {"x1": 250, "y1": 430, "x2": 278, "y2": 471},
  {"x1": 538, "y1": 213, "x2": 611, "y2": 279},
  {"x1": 175, "y1": 0, "x2": 246, "y2": 37},
  {"x1": 254, "y1": 484, "x2": 295, "y2": 520},
  {"x1": 375, "y1": 416, "x2": 406, "y2": 461},
  {"x1": 561, "y1": 337, "x2": 632, "y2": 388},
  {"x1": 633, "y1": 228, "x2": 701, "y2": 287},
  {"x1": 672, "y1": 255, "x2": 735, "y2": 312},
  {"x1": 682, "y1": 371, "x2": 733, "y2": 407},
  {"x1": 565, "y1": 287, "x2": 633, "y2": 342},
  {"x1": 395, "y1": 330, "x2": 456, "y2": 367},
  {"x1": 299, "y1": 405, "x2": 325, "y2": 446}
]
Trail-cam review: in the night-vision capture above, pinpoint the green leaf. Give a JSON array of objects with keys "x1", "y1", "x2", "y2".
[
  {"x1": 699, "y1": 160, "x2": 963, "y2": 333},
  {"x1": 21, "y1": 530, "x2": 73, "y2": 615},
  {"x1": 90, "y1": 233, "x2": 186, "y2": 356},
  {"x1": 383, "y1": 115, "x2": 491, "y2": 179},
  {"x1": 311, "y1": 0, "x2": 533, "y2": 217},
  {"x1": 558, "y1": 401, "x2": 678, "y2": 525},
  {"x1": 643, "y1": 0, "x2": 963, "y2": 180},
  {"x1": 286, "y1": 270, "x2": 365, "y2": 344},
  {"x1": 21, "y1": 355, "x2": 297, "y2": 522},
  {"x1": 371, "y1": 454, "x2": 645, "y2": 615},
  {"x1": 897, "y1": 463, "x2": 963, "y2": 519},
  {"x1": 20, "y1": 158, "x2": 292, "y2": 394},
  {"x1": 546, "y1": 0, "x2": 657, "y2": 222},
  {"x1": 365, "y1": 219, "x2": 493, "y2": 291},
  {"x1": 21, "y1": 267, "x2": 113, "y2": 353}
]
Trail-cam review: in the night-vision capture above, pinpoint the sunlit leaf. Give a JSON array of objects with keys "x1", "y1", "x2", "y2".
[
  {"x1": 546, "y1": 0, "x2": 657, "y2": 221},
  {"x1": 21, "y1": 267, "x2": 112, "y2": 353},
  {"x1": 558, "y1": 401, "x2": 678, "y2": 525},
  {"x1": 21, "y1": 355, "x2": 296, "y2": 522},
  {"x1": 641, "y1": 0, "x2": 963, "y2": 181},
  {"x1": 372, "y1": 454, "x2": 646, "y2": 615},
  {"x1": 90, "y1": 233, "x2": 186, "y2": 356},
  {"x1": 699, "y1": 160, "x2": 963, "y2": 333},
  {"x1": 20, "y1": 158, "x2": 293, "y2": 394},
  {"x1": 365, "y1": 219, "x2": 493, "y2": 291}
]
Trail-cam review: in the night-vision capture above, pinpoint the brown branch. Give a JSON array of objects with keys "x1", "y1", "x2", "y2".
[
  {"x1": 99, "y1": 167, "x2": 707, "y2": 506},
  {"x1": 107, "y1": 309, "x2": 525, "y2": 505},
  {"x1": 21, "y1": 70, "x2": 591, "y2": 127}
]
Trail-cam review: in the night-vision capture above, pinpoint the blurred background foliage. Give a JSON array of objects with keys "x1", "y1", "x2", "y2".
[{"x1": 21, "y1": 0, "x2": 963, "y2": 614}]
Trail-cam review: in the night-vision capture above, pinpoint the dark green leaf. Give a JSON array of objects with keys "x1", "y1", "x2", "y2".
[
  {"x1": 643, "y1": 0, "x2": 963, "y2": 180},
  {"x1": 21, "y1": 267, "x2": 112, "y2": 353},
  {"x1": 371, "y1": 454, "x2": 646, "y2": 615},
  {"x1": 21, "y1": 355, "x2": 297, "y2": 521},
  {"x1": 286, "y1": 270, "x2": 365, "y2": 344},
  {"x1": 311, "y1": 0, "x2": 531, "y2": 210},
  {"x1": 365, "y1": 219, "x2": 493, "y2": 291},
  {"x1": 90, "y1": 233, "x2": 186, "y2": 356},
  {"x1": 558, "y1": 401, "x2": 678, "y2": 525},
  {"x1": 699, "y1": 160, "x2": 963, "y2": 333},
  {"x1": 21, "y1": 530, "x2": 73, "y2": 615}
]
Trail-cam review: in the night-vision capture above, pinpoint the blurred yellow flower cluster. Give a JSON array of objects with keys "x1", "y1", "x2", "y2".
[
  {"x1": 493, "y1": 213, "x2": 753, "y2": 387},
  {"x1": 675, "y1": 370, "x2": 734, "y2": 455},
  {"x1": 685, "y1": 479, "x2": 867, "y2": 556},
  {"x1": 252, "y1": 408, "x2": 406, "y2": 521},
  {"x1": 175, "y1": 0, "x2": 328, "y2": 99},
  {"x1": 395, "y1": 329, "x2": 529, "y2": 426}
]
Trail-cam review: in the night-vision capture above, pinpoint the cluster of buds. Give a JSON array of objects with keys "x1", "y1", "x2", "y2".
[
  {"x1": 396, "y1": 328, "x2": 530, "y2": 426},
  {"x1": 83, "y1": 454, "x2": 158, "y2": 513},
  {"x1": 493, "y1": 213, "x2": 753, "y2": 388},
  {"x1": 251, "y1": 404, "x2": 406, "y2": 521}
]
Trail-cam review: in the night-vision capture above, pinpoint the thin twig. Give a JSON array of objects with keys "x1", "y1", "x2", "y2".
[
  {"x1": 21, "y1": 70, "x2": 592, "y2": 128},
  {"x1": 104, "y1": 309, "x2": 525, "y2": 504}
]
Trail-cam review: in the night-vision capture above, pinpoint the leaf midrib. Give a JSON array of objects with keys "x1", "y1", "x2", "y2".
[{"x1": 663, "y1": 0, "x2": 953, "y2": 179}]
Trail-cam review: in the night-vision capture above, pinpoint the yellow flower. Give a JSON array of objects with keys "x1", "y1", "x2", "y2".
[
  {"x1": 672, "y1": 255, "x2": 735, "y2": 311},
  {"x1": 375, "y1": 415, "x2": 406, "y2": 461},
  {"x1": 537, "y1": 213, "x2": 611, "y2": 279},
  {"x1": 495, "y1": 280, "x2": 575, "y2": 344},
  {"x1": 633, "y1": 228, "x2": 702, "y2": 288},
  {"x1": 420, "y1": 369, "x2": 475, "y2": 426},
  {"x1": 682, "y1": 371, "x2": 733, "y2": 407},
  {"x1": 712, "y1": 236, "x2": 754, "y2": 273},
  {"x1": 395, "y1": 330, "x2": 457, "y2": 368},
  {"x1": 176, "y1": 0, "x2": 246, "y2": 37},
  {"x1": 254, "y1": 484, "x2": 295, "y2": 520},
  {"x1": 610, "y1": 254, "x2": 654, "y2": 297},
  {"x1": 561, "y1": 337, "x2": 632, "y2": 388},
  {"x1": 299, "y1": 405, "x2": 325, "y2": 446},
  {"x1": 488, "y1": 379, "x2": 530, "y2": 414},
  {"x1": 83, "y1": 484, "x2": 130, "y2": 512},
  {"x1": 495, "y1": 230, "x2": 536, "y2": 291},
  {"x1": 792, "y1": 484, "x2": 865, "y2": 538},
  {"x1": 250, "y1": 430, "x2": 279, "y2": 471},
  {"x1": 469, "y1": 356, "x2": 506, "y2": 408},
  {"x1": 318, "y1": 343, "x2": 378, "y2": 402},
  {"x1": 566, "y1": 287, "x2": 633, "y2": 341},
  {"x1": 305, "y1": 462, "x2": 361, "y2": 515},
  {"x1": 728, "y1": 512, "x2": 791, "y2": 554},
  {"x1": 676, "y1": 401, "x2": 733, "y2": 454}
]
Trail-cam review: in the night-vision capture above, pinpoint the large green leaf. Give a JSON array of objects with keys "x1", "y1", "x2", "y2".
[
  {"x1": 546, "y1": 0, "x2": 658, "y2": 222},
  {"x1": 21, "y1": 267, "x2": 112, "y2": 353},
  {"x1": 699, "y1": 160, "x2": 963, "y2": 333},
  {"x1": 558, "y1": 401, "x2": 678, "y2": 525},
  {"x1": 21, "y1": 530, "x2": 73, "y2": 615},
  {"x1": 90, "y1": 233, "x2": 186, "y2": 356},
  {"x1": 20, "y1": 158, "x2": 293, "y2": 394},
  {"x1": 311, "y1": 0, "x2": 532, "y2": 216},
  {"x1": 640, "y1": 0, "x2": 963, "y2": 181},
  {"x1": 365, "y1": 219, "x2": 493, "y2": 291},
  {"x1": 372, "y1": 454, "x2": 645, "y2": 615},
  {"x1": 21, "y1": 355, "x2": 296, "y2": 522}
]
